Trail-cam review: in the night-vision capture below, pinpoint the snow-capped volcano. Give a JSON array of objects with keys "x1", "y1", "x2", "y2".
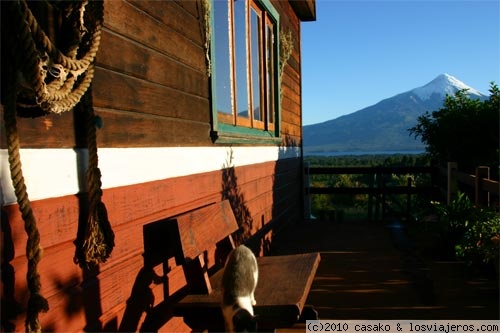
[
  {"x1": 303, "y1": 73, "x2": 489, "y2": 153},
  {"x1": 411, "y1": 73, "x2": 485, "y2": 101}
]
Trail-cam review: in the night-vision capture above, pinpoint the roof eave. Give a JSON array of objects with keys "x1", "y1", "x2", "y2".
[{"x1": 289, "y1": 0, "x2": 316, "y2": 21}]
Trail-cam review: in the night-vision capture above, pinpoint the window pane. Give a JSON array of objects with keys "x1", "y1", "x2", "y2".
[
  {"x1": 214, "y1": 0, "x2": 232, "y2": 115},
  {"x1": 211, "y1": 0, "x2": 280, "y2": 137},
  {"x1": 250, "y1": 8, "x2": 262, "y2": 121},
  {"x1": 234, "y1": 0, "x2": 249, "y2": 119},
  {"x1": 266, "y1": 20, "x2": 275, "y2": 124}
]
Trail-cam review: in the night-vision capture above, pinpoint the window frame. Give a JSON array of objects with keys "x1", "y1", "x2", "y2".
[{"x1": 209, "y1": 0, "x2": 281, "y2": 144}]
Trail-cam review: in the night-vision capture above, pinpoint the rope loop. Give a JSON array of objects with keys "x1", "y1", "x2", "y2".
[{"x1": 12, "y1": 0, "x2": 103, "y2": 114}]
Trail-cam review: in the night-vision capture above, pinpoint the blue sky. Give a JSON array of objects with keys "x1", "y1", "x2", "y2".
[{"x1": 301, "y1": 0, "x2": 500, "y2": 125}]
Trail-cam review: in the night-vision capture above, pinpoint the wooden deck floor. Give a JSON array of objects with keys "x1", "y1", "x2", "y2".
[{"x1": 270, "y1": 219, "x2": 499, "y2": 326}]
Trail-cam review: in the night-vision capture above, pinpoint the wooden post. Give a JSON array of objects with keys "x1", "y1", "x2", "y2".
[
  {"x1": 447, "y1": 162, "x2": 458, "y2": 204},
  {"x1": 475, "y1": 166, "x2": 490, "y2": 207},
  {"x1": 380, "y1": 173, "x2": 386, "y2": 221},
  {"x1": 303, "y1": 162, "x2": 312, "y2": 220},
  {"x1": 430, "y1": 166, "x2": 438, "y2": 202},
  {"x1": 374, "y1": 173, "x2": 381, "y2": 221},
  {"x1": 406, "y1": 177, "x2": 412, "y2": 222},
  {"x1": 367, "y1": 173, "x2": 374, "y2": 221}
]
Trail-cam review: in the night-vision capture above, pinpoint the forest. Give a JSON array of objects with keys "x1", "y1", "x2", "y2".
[{"x1": 305, "y1": 153, "x2": 432, "y2": 221}]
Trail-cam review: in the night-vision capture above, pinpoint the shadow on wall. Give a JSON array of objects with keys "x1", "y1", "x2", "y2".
[
  {"x1": 117, "y1": 219, "x2": 180, "y2": 332},
  {"x1": 118, "y1": 263, "x2": 164, "y2": 332},
  {"x1": 269, "y1": 135, "x2": 303, "y2": 250},
  {"x1": 220, "y1": 135, "x2": 303, "y2": 255},
  {"x1": 1, "y1": 209, "x2": 22, "y2": 332},
  {"x1": 0, "y1": 204, "x2": 108, "y2": 332},
  {"x1": 221, "y1": 148, "x2": 254, "y2": 245}
]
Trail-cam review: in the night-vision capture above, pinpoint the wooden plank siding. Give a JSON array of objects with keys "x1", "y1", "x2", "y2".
[
  {"x1": 0, "y1": 0, "x2": 211, "y2": 149},
  {"x1": 2, "y1": 157, "x2": 303, "y2": 331},
  {"x1": 0, "y1": 0, "x2": 303, "y2": 149},
  {"x1": 1, "y1": 0, "x2": 309, "y2": 331}
]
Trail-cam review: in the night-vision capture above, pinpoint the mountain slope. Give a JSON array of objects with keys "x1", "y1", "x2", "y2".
[{"x1": 303, "y1": 74, "x2": 487, "y2": 153}]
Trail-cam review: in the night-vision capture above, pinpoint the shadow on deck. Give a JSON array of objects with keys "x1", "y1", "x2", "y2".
[{"x1": 270, "y1": 219, "x2": 499, "y2": 321}]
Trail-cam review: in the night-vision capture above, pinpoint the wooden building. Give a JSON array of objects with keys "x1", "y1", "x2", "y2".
[{"x1": 1, "y1": 0, "x2": 316, "y2": 331}]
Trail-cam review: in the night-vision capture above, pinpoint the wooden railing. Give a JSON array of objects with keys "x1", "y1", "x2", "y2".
[
  {"x1": 304, "y1": 164, "x2": 438, "y2": 221},
  {"x1": 442, "y1": 162, "x2": 499, "y2": 207},
  {"x1": 303, "y1": 162, "x2": 499, "y2": 222}
]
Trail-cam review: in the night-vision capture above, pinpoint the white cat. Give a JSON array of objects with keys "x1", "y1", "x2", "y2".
[{"x1": 221, "y1": 245, "x2": 259, "y2": 332}]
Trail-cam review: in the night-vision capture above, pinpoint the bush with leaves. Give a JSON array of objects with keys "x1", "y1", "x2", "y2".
[
  {"x1": 431, "y1": 192, "x2": 475, "y2": 257},
  {"x1": 432, "y1": 192, "x2": 500, "y2": 268},
  {"x1": 409, "y1": 83, "x2": 499, "y2": 176}
]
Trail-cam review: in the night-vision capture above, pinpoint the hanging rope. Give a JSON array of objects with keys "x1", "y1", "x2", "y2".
[
  {"x1": 3, "y1": 84, "x2": 48, "y2": 333},
  {"x1": 75, "y1": 88, "x2": 115, "y2": 268},
  {"x1": 4, "y1": 0, "x2": 111, "y2": 331}
]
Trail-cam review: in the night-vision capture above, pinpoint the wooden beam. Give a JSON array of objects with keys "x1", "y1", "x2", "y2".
[{"x1": 289, "y1": 0, "x2": 316, "y2": 21}]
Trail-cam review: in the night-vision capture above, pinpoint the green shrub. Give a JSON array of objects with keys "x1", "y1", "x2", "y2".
[
  {"x1": 455, "y1": 207, "x2": 500, "y2": 266},
  {"x1": 432, "y1": 192, "x2": 500, "y2": 268}
]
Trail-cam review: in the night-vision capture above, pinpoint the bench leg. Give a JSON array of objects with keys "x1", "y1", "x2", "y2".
[
  {"x1": 184, "y1": 254, "x2": 212, "y2": 294},
  {"x1": 298, "y1": 305, "x2": 319, "y2": 322}
]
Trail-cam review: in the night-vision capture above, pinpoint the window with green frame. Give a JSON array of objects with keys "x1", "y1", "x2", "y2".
[{"x1": 211, "y1": 0, "x2": 280, "y2": 143}]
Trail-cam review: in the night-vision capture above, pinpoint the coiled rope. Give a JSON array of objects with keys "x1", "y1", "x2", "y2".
[
  {"x1": 3, "y1": 1, "x2": 112, "y2": 331},
  {"x1": 13, "y1": 0, "x2": 101, "y2": 114}
]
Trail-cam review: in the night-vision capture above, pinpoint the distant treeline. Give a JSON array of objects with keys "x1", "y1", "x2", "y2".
[
  {"x1": 305, "y1": 153, "x2": 432, "y2": 220},
  {"x1": 304, "y1": 153, "x2": 430, "y2": 168}
]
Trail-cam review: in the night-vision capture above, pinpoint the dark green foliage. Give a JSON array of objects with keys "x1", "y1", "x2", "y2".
[
  {"x1": 305, "y1": 154, "x2": 432, "y2": 220},
  {"x1": 432, "y1": 192, "x2": 500, "y2": 268},
  {"x1": 409, "y1": 83, "x2": 499, "y2": 176},
  {"x1": 406, "y1": 84, "x2": 500, "y2": 272},
  {"x1": 305, "y1": 153, "x2": 430, "y2": 168}
]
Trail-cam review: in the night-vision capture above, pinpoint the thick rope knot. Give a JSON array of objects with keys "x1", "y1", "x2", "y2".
[
  {"x1": 73, "y1": 90, "x2": 115, "y2": 269},
  {"x1": 81, "y1": 200, "x2": 115, "y2": 267}
]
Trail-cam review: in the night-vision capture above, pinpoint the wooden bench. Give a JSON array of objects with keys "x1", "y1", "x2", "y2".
[{"x1": 167, "y1": 200, "x2": 321, "y2": 331}]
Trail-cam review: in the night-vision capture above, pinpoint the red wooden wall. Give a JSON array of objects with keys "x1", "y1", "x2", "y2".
[{"x1": 1, "y1": 0, "x2": 308, "y2": 331}]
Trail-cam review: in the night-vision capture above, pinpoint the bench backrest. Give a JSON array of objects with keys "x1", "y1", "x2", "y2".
[
  {"x1": 173, "y1": 200, "x2": 239, "y2": 262},
  {"x1": 168, "y1": 200, "x2": 239, "y2": 293}
]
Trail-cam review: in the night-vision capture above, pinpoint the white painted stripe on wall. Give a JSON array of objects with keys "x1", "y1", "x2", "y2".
[{"x1": 1, "y1": 146, "x2": 301, "y2": 205}]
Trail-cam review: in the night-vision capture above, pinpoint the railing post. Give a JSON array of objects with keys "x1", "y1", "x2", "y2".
[
  {"x1": 475, "y1": 166, "x2": 490, "y2": 207},
  {"x1": 430, "y1": 166, "x2": 438, "y2": 202},
  {"x1": 376, "y1": 172, "x2": 386, "y2": 222},
  {"x1": 367, "y1": 173, "x2": 374, "y2": 221},
  {"x1": 447, "y1": 162, "x2": 458, "y2": 204},
  {"x1": 406, "y1": 177, "x2": 412, "y2": 221},
  {"x1": 303, "y1": 161, "x2": 312, "y2": 220},
  {"x1": 381, "y1": 173, "x2": 386, "y2": 221}
]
